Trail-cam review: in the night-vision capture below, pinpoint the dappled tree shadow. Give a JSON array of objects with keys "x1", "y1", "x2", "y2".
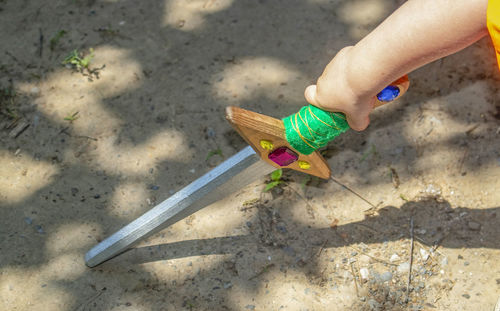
[{"x1": 1, "y1": 0, "x2": 499, "y2": 309}]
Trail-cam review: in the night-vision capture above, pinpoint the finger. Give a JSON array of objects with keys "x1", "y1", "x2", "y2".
[
  {"x1": 346, "y1": 113, "x2": 370, "y2": 131},
  {"x1": 304, "y1": 85, "x2": 318, "y2": 106}
]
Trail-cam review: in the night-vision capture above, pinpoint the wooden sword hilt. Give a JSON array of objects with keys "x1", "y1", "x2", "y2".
[{"x1": 225, "y1": 75, "x2": 409, "y2": 179}]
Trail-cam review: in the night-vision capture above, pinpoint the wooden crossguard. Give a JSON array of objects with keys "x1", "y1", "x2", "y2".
[{"x1": 226, "y1": 75, "x2": 410, "y2": 179}]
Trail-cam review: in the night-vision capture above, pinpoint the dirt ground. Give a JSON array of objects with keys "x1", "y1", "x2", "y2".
[{"x1": 1, "y1": 0, "x2": 500, "y2": 310}]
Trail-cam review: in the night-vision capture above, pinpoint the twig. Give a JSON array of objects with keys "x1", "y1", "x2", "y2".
[
  {"x1": 355, "y1": 260, "x2": 363, "y2": 288},
  {"x1": 350, "y1": 261, "x2": 360, "y2": 297},
  {"x1": 465, "y1": 124, "x2": 479, "y2": 136},
  {"x1": 414, "y1": 234, "x2": 447, "y2": 255},
  {"x1": 458, "y1": 147, "x2": 468, "y2": 173},
  {"x1": 38, "y1": 28, "x2": 44, "y2": 58},
  {"x1": 350, "y1": 246, "x2": 398, "y2": 266},
  {"x1": 288, "y1": 184, "x2": 315, "y2": 219},
  {"x1": 5, "y1": 51, "x2": 23, "y2": 66},
  {"x1": 59, "y1": 127, "x2": 98, "y2": 141},
  {"x1": 353, "y1": 223, "x2": 379, "y2": 234},
  {"x1": 9, "y1": 120, "x2": 30, "y2": 138},
  {"x1": 249, "y1": 263, "x2": 275, "y2": 281},
  {"x1": 74, "y1": 290, "x2": 103, "y2": 311},
  {"x1": 330, "y1": 176, "x2": 376, "y2": 208},
  {"x1": 406, "y1": 216, "x2": 414, "y2": 304},
  {"x1": 316, "y1": 240, "x2": 328, "y2": 257},
  {"x1": 344, "y1": 246, "x2": 359, "y2": 297},
  {"x1": 75, "y1": 135, "x2": 98, "y2": 141}
]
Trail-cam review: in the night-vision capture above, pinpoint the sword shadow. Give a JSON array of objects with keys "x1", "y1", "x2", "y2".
[{"x1": 99, "y1": 198, "x2": 500, "y2": 267}]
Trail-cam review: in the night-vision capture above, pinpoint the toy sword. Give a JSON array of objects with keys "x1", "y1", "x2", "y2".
[{"x1": 85, "y1": 76, "x2": 409, "y2": 267}]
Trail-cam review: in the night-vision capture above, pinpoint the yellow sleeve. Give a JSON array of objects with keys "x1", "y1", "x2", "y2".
[{"x1": 488, "y1": 0, "x2": 500, "y2": 70}]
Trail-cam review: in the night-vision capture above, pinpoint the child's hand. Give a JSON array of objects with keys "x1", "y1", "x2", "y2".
[
  {"x1": 303, "y1": 0, "x2": 488, "y2": 132},
  {"x1": 304, "y1": 47, "x2": 374, "y2": 131}
]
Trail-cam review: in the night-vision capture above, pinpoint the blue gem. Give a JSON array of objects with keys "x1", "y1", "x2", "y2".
[{"x1": 377, "y1": 85, "x2": 400, "y2": 102}]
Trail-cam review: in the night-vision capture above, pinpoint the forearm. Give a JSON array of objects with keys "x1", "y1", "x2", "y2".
[{"x1": 345, "y1": 0, "x2": 489, "y2": 99}]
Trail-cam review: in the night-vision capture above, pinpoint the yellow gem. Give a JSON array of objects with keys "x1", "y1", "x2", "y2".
[
  {"x1": 298, "y1": 160, "x2": 311, "y2": 170},
  {"x1": 259, "y1": 139, "x2": 274, "y2": 150}
]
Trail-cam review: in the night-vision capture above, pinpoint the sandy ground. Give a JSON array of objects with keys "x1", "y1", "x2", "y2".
[{"x1": 1, "y1": 0, "x2": 500, "y2": 310}]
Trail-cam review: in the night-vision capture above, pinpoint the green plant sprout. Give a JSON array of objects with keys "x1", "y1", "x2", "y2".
[
  {"x1": 206, "y1": 148, "x2": 223, "y2": 161},
  {"x1": 50, "y1": 30, "x2": 67, "y2": 51},
  {"x1": 360, "y1": 144, "x2": 378, "y2": 163},
  {"x1": 0, "y1": 86, "x2": 18, "y2": 120},
  {"x1": 264, "y1": 168, "x2": 284, "y2": 192},
  {"x1": 62, "y1": 48, "x2": 94, "y2": 70},
  {"x1": 64, "y1": 111, "x2": 79, "y2": 123}
]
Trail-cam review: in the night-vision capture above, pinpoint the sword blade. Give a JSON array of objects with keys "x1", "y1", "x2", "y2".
[{"x1": 85, "y1": 146, "x2": 275, "y2": 267}]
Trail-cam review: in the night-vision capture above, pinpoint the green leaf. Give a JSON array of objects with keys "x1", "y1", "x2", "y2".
[
  {"x1": 270, "y1": 169, "x2": 282, "y2": 181},
  {"x1": 264, "y1": 180, "x2": 282, "y2": 192},
  {"x1": 50, "y1": 30, "x2": 67, "y2": 51},
  {"x1": 206, "y1": 148, "x2": 223, "y2": 161},
  {"x1": 400, "y1": 193, "x2": 409, "y2": 202}
]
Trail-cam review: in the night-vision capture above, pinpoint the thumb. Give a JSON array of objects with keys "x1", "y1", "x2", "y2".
[
  {"x1": 346, "y1": 113, "x2": 370, "y2": 131},
  {"x1": 304, "y1": 85, "x2": 318, "y2": 106}
]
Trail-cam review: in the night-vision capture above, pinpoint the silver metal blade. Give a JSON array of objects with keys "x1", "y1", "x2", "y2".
[{"x1": 85, "y1": 146, "x2": 274, "y2": 267}]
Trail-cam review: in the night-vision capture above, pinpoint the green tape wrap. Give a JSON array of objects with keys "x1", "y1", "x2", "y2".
[{"x1": 282, "y1": 105, "x2": 350, "y2": 155}]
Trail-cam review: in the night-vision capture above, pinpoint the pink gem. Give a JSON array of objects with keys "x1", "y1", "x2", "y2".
[{"x1": 268, "y1": 147, "x2": 298, "y2": 166}]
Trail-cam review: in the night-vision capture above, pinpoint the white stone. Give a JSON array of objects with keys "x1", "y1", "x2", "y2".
[
  {"x1": 397, "y1": 262, "x2": 410, "y2": 273},
  {"x1": 390, "y1": 254, "x2": 400, "y2": 262},
  {"x1": 30, "y1": 87, "x2": 40, "y2": 95},
  {"x1": 360, "y1": 268, "x2": 370, "y2": 280},
  {"x1": 419, "y1": 248, "x2": 430, "y2": 261}
]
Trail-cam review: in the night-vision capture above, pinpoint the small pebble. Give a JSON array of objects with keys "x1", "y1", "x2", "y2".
[
  {"x1": 441, "y1": 257, "x2": 448, "y2": 266},
  {"x1": 419, "y1": 248, "x2": 429, "y2": 261},
  {"x1": 358, "y1": 242, "x2": 369, "y2": 251},
  {"x1": 467, "y1": 221, "x2": 481, "y2": 231},
  {"x1": 35, "y1": 225, "x2": 45, "y2": 234},
  {"x1": 276, "y1": 225, "x2": 287, "y2": 233},
  {"x1": 205, "y1": 127, "x2": 216, "y2": 138},
  {"x1": 150, "y1": 185, "x2": 160, "y2": 190},
  {"x1": 282, "y1": 246, "x2": 295, "y2": 257},
  {"x1": 245, "y1": 305, "x2": 255, "y2": 310},
  {"x1": 30, "y1": 87, "x2": 40, "y2": 95},
  {"x1": 223, "y1": 282, "x2": 232, "y2": 289},
  {"x1": 24, "y1": 217, "x2": 33, "y2": 225},
  {"x1": 390, "y1": 254, "x2": 400, "y2": 262},
  {"x1": 464, "y1": 261, "x2": 470, "y2": 266},
  {"x1": 368, "y1": 299, "x2": 381, "y2": 309},
  {"x1": 378, "y1": 271, "x2": 392, "y2": 282},
  {"x1": 397, "y1": 262, "x2": 410, "y2": 273},
  {"x1": 462, "y1": 294, "x2": 470, "y2": 299},
  {"x1": 360, "y1": 268, "x2": 370, "y2": 280}
]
